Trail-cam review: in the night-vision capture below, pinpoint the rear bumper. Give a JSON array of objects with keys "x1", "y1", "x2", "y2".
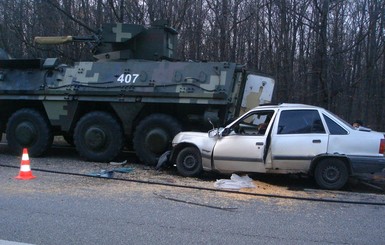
[{"x1": 348, "y1": 156, "x2": 385, "y2": 174}]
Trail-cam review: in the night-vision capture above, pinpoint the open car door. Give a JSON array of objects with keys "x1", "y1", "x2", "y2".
[{"x1": 212, "y1": 109, "x2": 276, "y2": 173}]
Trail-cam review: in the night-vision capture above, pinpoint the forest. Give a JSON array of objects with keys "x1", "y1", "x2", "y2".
[{"x1": 0, "y1": 0, "x2": 384, "y2": 130}]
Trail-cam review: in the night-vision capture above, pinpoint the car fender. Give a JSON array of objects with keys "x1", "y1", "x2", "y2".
[
  {"x1": 309, "y1": 153, "x2": 353, "y2": 176},
  {"x1": 171, "y1": 132, "x2": 218, "y2": 170}
]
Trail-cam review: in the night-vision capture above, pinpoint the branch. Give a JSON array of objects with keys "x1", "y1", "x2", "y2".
[{"x1": 45, "y1": 0, "x2": 97, "y2": 34}]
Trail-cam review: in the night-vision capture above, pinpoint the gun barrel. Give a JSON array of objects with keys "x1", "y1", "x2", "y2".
[{"x1": 34, "y1": 36, "x2": 74, "y2": 45}]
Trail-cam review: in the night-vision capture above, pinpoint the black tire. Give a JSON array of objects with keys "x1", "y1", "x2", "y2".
[
  {"x1": 74, "y1": 111, "x2": 123, "y2": 162},
  {"x1": 314, "y1": 158, "x2": 349, "y2": 190},
  {"x1": 176, "y1": 146, "x2": 203, "y2": 177},
  {"x1": 6, "y1": 109, "x2": 53, "y2": 157},
  {"x1": 133, "y1": 114, "x2": 181, "y2": 166}
]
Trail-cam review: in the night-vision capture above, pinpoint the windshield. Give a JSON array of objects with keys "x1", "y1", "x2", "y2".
[{"x1": 227, "y1": 109, "x2": 275, "y2": 136}]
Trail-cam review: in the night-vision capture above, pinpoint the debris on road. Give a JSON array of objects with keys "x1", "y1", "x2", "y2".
[
  {"x1": 109, "y1": 160, "x2": 128, "y2": 166},
  {"x1": 87, "y1": 167, "x2": 134, "y2": 178},
  {"x1": 156, "y1": 151, "x2": 170, "y2": 170},
  {"x1": 214, "y1": 174, "x2": 255, "y2": 190},
  {"x1": 87, "y1": 169, "x2": 114, "y2": 178}
]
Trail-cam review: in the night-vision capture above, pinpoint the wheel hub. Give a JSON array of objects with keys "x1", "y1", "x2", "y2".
[
  {"x1": 84, "y1": 127, "x2": 106, "y2": 150},
  {"x1": 323, "y1": 166, "x2": 340, "y2": 183},
  {"x1": 183, "y1": 155, "x2": 197, "y2": 169},
  {"x1": 15, "y1": 122, "x2": 36, "y2": 145},
  {"x1": 145, "y1": 128, "x2": 168, "y2": 154}
]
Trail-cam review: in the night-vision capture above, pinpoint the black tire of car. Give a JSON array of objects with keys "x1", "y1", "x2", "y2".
[
  {"x1": 314, "y1": 158, "x2": 349, "y2": 190},
  {"x1": 133, "y1": 114, "x2": 181, "y2": 166},
  {"x1": 6, "y1": 108, "x2": 53, "y2": 157},
  {"x1": 176, "y1": 146, "x2": 203, "y2": 177},
  {"x1": 74, "y1": 111, "x2": 123, "y2": 162}
]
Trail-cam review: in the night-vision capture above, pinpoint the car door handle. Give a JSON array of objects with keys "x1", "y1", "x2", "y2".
[
  {"x1": 312, "y1": 139, "x2": 321, "y2": 143},
  {"x1": 256, "y1": 142, "x2": 264, "y2": 146}
]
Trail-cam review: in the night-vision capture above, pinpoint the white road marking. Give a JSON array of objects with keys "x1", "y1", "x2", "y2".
[{"x1": 0, "y1": 240, "x2": 35, "y2": 245}]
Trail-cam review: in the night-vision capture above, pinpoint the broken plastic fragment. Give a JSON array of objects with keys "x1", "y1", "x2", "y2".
[
  {"x1": 87, "y1": 169, "x2": 114, "y2": 178},
  {"x1": 156, "y1": 151, "x2": 171, "y2": 170},
  {"x1": 109, "y1": 160, "x2": 128, "y2": 166}
]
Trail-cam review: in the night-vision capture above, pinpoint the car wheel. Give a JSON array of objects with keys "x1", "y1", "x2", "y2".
[
  {"x1": 314, "y1": 158, "x2": 349, "y2": 190},
  {"x1": 176, "y1": 147, "x2": 203, "y2": 177},
  {"x1": 74, "y1": 111, "x2": 123, "y2": 162},
  {"x1": 133, "y1": 114, "x2": 181, "y2": 166},
  {"x1": 6, "y1": 108, "x2": 53, "y2": 157}
]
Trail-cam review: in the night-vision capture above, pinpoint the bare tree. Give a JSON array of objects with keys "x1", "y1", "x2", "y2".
[{"x1": 0, "y1": 0, "x2": 384, "y2": 129}]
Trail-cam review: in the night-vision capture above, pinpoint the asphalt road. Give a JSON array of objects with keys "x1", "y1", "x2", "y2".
[{"x1": 1, "y1": 141, "x2": 385, "y2": 244}]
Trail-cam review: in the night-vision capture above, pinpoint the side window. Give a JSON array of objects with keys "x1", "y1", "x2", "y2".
[
  {"x1": 233, "y1": 110, "x2": 274, "y2": 135},
  {"x1": 323, "y1": 114, "x2": 348, "y2": 135},
  {"x1": 278, "y1": 110, "x2": 325, "y2": 134}
]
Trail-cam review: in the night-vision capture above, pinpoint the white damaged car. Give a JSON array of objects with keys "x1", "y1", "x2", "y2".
[{"x1": 169, "y1": 103, "x2": 385, "y2": 190}]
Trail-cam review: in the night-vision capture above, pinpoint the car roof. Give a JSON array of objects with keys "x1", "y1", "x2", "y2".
[{"x1": 251, "y1": 103, "x2": 323, "y2": 111}]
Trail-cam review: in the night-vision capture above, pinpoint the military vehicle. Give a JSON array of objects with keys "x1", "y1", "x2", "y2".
[{"x1": 0, "y1": 21, "x2": 274, "y2": 165}]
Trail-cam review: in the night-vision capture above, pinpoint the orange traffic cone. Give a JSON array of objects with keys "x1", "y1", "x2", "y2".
[{"x1": 15, "y1": 148, "x2": 36, "y2": 180}]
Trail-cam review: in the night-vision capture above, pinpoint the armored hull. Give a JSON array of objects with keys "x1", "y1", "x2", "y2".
[{"x1": 0, "y1": 22, "x2": 274, "y2": 164}]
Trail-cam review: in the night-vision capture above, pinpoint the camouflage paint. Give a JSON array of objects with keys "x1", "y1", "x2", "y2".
[
  {"x1": 0, "y1": 21, "x2": 274, "y2": 148},
  {"x1": 42, "y1": 101, "x2": 78, "y2": 131}
]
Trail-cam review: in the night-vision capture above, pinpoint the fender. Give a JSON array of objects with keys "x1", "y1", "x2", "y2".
[
  {"x1": 171, "y1": 131, "x2": 218, "y2": 171},
  {"x1": 309, "y1": 153, "x2": 353, "y2": 176}
]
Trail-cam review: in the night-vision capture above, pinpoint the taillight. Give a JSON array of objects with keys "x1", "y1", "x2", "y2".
[{"x1": 379, "y1": 139, "x2": 385, "y2": 154}]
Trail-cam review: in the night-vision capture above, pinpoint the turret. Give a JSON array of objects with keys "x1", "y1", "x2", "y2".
[{"x1": 34, "y1": 20, "x2": 178, "y2": 61}]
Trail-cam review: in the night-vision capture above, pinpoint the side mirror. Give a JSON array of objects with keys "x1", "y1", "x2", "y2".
[
  {"x1": 208, "y1": 128, "x2": 219, "y2": 138},
  {"x1": 208, "y1": 118, "x2": 215, "y2": 130}
]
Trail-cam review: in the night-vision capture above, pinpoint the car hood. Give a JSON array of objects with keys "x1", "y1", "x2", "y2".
[
  {"x1": 172, "y1": 131, "x2": 218, "y2": 154},
  {"x1": 173, "y1": 131, "x2": 210, "y2": 144}
]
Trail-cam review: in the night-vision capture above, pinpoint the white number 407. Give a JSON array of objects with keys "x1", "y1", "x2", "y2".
[{"x1": 117, "y1": 73, "x2": 139, "y2": 84}]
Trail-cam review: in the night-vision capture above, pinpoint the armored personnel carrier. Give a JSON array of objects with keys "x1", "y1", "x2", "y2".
[{"x1": 0, "y1": 21, "x2": 274, "y2": 165}]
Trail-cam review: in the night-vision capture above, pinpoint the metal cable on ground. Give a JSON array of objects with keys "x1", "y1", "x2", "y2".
[
  {"x1": 153, "y1": 192, "x2": 238, "y2": 211},
  {"x1": 1, "y1": 163, "x2": 385, "y2": 206}
]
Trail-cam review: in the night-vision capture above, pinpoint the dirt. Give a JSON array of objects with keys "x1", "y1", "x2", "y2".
[{"x1": 2, "y1": 135, "x2": 385, "y2": 205}]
